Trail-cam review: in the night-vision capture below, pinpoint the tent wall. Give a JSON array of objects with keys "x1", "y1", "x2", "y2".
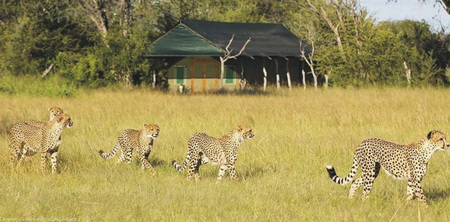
[
  {"x1": 158, "y1": 56, "x2": 312, "y2": 92},
  {"x1": 165, "y1": 57, "x2": 240, "y2": 93}
]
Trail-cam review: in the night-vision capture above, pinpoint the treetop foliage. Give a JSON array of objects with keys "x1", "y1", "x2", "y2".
[{"x1": 1, "y1": 0, "x2": 449, "y2": 94}]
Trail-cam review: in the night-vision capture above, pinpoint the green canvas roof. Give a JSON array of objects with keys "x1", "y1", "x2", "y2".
[
  {"x1": 143, "y1": 24, "x2": 224, "y2": 57},
  {"x1": 144, "y1": 20, "x2": 310, "y2": 58}
]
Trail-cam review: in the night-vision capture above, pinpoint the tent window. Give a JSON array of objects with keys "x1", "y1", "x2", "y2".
[
  {"x1": 225, "y1": 67, "x2": 235, "y2": 84},
  {"x1": 175, "y1": 67, "x2": 186, "y2": 84}
]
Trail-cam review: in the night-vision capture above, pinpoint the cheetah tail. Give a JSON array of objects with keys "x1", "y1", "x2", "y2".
[
  {"x1": 326, "y1": 156, "x2": 358, "y2": 186},
  {"x1": 99, "y1": 142, "x2": 120, "y2": 160},
  {"x1": 172, "y1": 154, "x2": 190, "y2": 172}
]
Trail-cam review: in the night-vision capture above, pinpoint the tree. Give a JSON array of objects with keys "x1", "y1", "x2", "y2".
[
  {"x1": 378, "y1": 20, "x2": 449, "y2": 85},
  {"x1": 77, "y1": 0, "x2": 133, "y2": 46},
  {"x1": 1, "y1": 0, "x2": 448, "y2": 90},
  {"x1": 72, "y1": 0, "x2": 158, "y2": 86},
  {"x1": 219, "y1": 35, "x2": 251, "y2": 89},
  {"x1": 442, "y1": 0, "x2": 450, "y2": 13},
  {"x1": 299, "y1": 0, "x2": 426, "y2": 87},
  {"x1": 300, "y1": 40, "x2": 317, "y2": 88},
  {"x1": 0, "y1": 0, "x2": 91, "y2": 76},
  {"x1": 77, "y1": 0, "x2": 110, "y2": 46},
  {"x1": 306, "y1": 0, "x2": 346, "y2": 62},
  {"x1": 395, "y1": 0, "x2": 450, "y2": 15}
]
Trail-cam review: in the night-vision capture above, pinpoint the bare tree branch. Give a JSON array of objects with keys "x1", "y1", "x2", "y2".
[
  {"x1": 300, "y1": 40, "x2": 318, "y2": 89},
  {"x1": 306, "y1": 0, "x2": 346, "y2": 61},
  {"x1": 223, "y1": 34, "x2": 252, "y2": 60},
  {"x1": 219, "y1": 35, "x2": 252, "y2": 89},
  {"x1": 442, "y1": 0, "x2": 450, "y2": 14},
  {"x1": 41, "y1": 64, "x2": 54, "y2": 78},
  {"x1": 332, "y1": 0, "x2": 347, "y2": 34},
  {"x1": 389, "y1": 0, "x2": 449, "y2": 14},
  {"x1": 78, "y1": 0, "x2": 109, "y2": 47},
  {"x1": 225, "y1": 34, "x2": 235, "y2": 54},
  {"x1": 120, "y1": 0, "x2": 132, "y2": 37}
]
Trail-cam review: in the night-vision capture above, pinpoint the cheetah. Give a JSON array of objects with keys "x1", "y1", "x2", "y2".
[
  {"x1": 23, "y1": 107, "x2": 64, "y2": 126},
  {"x1": 172, "y1": 125, "x2": 254, "y2": 182},
  {"x1": 13, "y1": 107, "x2": 65, "y2": 163},
  {"x1": 326, "y1": 130, "x2": 449, "y2": 203},
  {"x1": 9, "y1": 113, "x2": 74, "y2": 173},
  {"x1": 48, "y1": 107, "x2": 64, "y2": 120},
  {"x1": 99, "y1": 124, "x2": 160, "y2": 174}
]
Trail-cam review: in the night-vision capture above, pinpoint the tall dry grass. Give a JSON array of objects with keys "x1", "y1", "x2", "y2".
[{"x1": 0, "y1": 87, "x2": 449, "y2": 221}]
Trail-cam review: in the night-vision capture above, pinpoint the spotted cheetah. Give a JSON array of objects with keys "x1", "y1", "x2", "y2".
[
  {"x1": 99, "y1": 124, "x2": 160, "y2": 174},
  {"x1": 326, "y1": 130, "x2": 449, "y2": 203},
  {"x1": 9, "y1": 113, "x2": 73, "y2": 173},
  {"x1": 23, "y1": 107, "x2": 64, "y2": 126},
  {"x1": 172, "y1": 125, "x2": 254, "y2": 182},
  {"x1": 13, "y1": 107, "x2": 65, "y2": 164},
  {"x1": 48, "y1": 107, "x2": 64, "y2": 120}
]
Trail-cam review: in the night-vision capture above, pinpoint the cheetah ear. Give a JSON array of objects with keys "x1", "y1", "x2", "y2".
[
  {"x1": 427, "y1": 131, "x2": 434, "y2": 140},
  {"x1": 57, "y1": 116, "x2": 64, "y2": 123},
  {"x1": 236, "y1": 125, "x2": 243, "y2": 131},
  {"x1": 144, "y1": 124, "x2": 147, "y2": 127}
]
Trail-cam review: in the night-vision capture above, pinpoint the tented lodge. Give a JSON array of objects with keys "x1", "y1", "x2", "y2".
[{"x1": 144, "y1": 20, "x2": 311, "y2": 93}]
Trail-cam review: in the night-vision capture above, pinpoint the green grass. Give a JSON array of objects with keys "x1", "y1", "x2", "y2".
[
  {"x1": 0, "y1": 75, "x2": 77, "y2": 98},
  {"x1": 1, "y1": 87, "x2": 450, "y2": 221}
]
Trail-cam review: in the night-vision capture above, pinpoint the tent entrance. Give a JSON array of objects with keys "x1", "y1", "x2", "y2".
[{"x1": 192, "y1": 59, "x2": 218, "y2": 93}]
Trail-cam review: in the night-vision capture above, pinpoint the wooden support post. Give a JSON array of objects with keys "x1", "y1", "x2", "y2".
[
  {"x1": 286, "y1": 59, "x2": 292, "y2": 90},
  {"x1": 263, "y1": 59, "x2": 267, "y2": 92},
  {"x1": 220, "y1": 57, "x2": 225, "y2": 88},
  {"x1": 239, "y1": 59, "x2": 246, "y2": 90},
  {"x1": 152, "y1": 71, "x2": 156, "y2": 88},
  {"x1": 302, "y1": 69, "x2": 306, "y2": 90},
  {"x1": 275, "y1": 59, "x2": 280, "y2": 89}
]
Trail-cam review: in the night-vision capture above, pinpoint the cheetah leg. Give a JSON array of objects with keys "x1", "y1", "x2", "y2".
[
  {"x1": 349, "y1": 163, "x2": 379, "y2": 198},
  {"x1": 118, "y1": 149, "x2": 133, "y2": 164},
  {"x1": 117, "y1": 153, "x2": 125, "y2": 163},
  {"x1": 187, "y1": 157, "x2": 199, "y2": 181},
  {"x1": 349, "y1": 178, "x2": 363, "y2": 198},
  {"x1": 18, "y1": 146, "x2": 37, "y2": 167},
  {"x1": 373, "y1": 162, "x2": 381, "y2": 179},
  {"x1": 17, "y1": 148, "x2": 28, "y2": 167},
  {"x1": 50, "y1": 150, "x2": 58, "y2": 174},
  {"x1": 361, "y1": 162, "x2": 377, "y2": 200},
  {"x1": 228, "y1": 164, "x2": 238, "y2": 181},
  {"x1": 9, "y1": 141, "x2": 22, "y2": 167},
  {"x1": 193, "y1": 158, "x2": 203, "y2": 181},
  {"x1": 140, "y1": 149, "x2": 155, "y2": 175},
  {"x1": 216, "y1": 165, "x2": 228, "y2": 183},
  {"x1": 409, "y1": 180, "x2": 427, "y2": 203},
  {"x1": 40, "y1": 152, "x2": 48, "y2": 172},
  {"x1": 124, "y1": 149, "x2": 133, "y2": 164},
  {"x1": 406, "y1": 181, "x2": 414, "y2": 201}
]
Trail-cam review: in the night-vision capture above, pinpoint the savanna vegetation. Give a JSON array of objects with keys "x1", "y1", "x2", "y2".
[
  {"x1": 1, "y1": 1, "x2": 450, "y2": 221},
  {"x1": 1, "y1": 88, "x2": 450, "y2": 221},
  {"x1": 1, "y1": 0, "x2": 449, "y2": 97}
]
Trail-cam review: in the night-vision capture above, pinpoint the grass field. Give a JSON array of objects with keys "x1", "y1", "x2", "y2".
[{"x1": 1, "y1": 87, "x2": 450, "y2": 221}]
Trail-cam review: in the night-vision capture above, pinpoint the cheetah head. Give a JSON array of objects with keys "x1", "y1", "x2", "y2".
[
  {"x1": 143, "y1": 124, "x2": 160, "y2": 139},
  {"x1": 49, "y1": 107, "x2": 64, "y2": 121},
  {"x1": 236, "y1": 125, "x2": 254, "y2": 140},
  {"x1": 55, "y1": 114, "x2": 73, "y2": 128},
  {"x1": 427, "y1": 130, "x2": 449, "y2": 151}
]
